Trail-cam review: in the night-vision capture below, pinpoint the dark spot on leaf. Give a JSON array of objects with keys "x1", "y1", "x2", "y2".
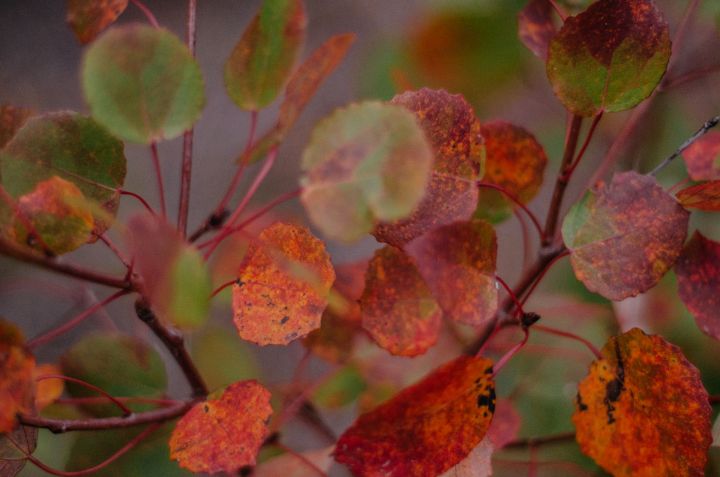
[
  {"x1": 280, "y1": 316, "x2": 289, "y2": 325},
  {"x1": 203, "y1": 404, "x2": 209, "y2": 413},
  {"x1": 477, "y1": 388, "x2": 496, "y2": 414},
  {"x1": 577, "y1": 393, "x2": 588, "y2": 412}
]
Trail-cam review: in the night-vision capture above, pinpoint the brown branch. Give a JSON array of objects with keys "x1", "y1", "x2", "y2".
[{"x1": 504, "y1": 431, "x2": 576, "y2": 449}]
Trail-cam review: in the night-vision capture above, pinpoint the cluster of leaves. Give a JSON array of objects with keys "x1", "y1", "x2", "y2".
[{"x1": 1, "y1": 0, "x2": 720, "y2": 476}]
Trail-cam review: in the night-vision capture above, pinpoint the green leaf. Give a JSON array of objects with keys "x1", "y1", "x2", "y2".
[
  {"x1": 0, "y1": 112, "x2": 126, "y2": 239},
  {"x1": 224, "y1": 0, "x2": 306, "y2": 110},
  {"x1": 82, "y1": 24, "x2": 206, "y2": 143},
  {"x1": 546, "y1": 0, "x2": 671, "y2": 116},
  {"x1": 313, "y1": 365, "x2": 367, "y2": 408},
  {"x1": 61, "y1": 332, "x2": 167, "y2": 416},
  {"x1": 300, "y1": 101, "x2": 433, "y2": 242},
  {"x1": 191, "y1": 327, "x2": 259, "y2": 392}
]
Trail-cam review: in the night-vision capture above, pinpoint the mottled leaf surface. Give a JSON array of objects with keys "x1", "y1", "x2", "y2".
[
  {"x1": 301, "y1": 101, "x2": 433, "y2": 242},
  {"x1": 518, "y1": 0, "x2": 558, "y2": 60},
  {"x1": 676, "y1": 180, "x2": 720, "y2": 211},
  {"x1": 225, "y1": 0, "x2": 306, "y2": 110},
  {"x1": 406, "y1": 220, "x2": 498, "y2": 327},
  {"x1": 682, "y1": 131, "x2": 720, "y2": 181},
  {"x1": 83, "y1": 24, "x2": 205, "y2": 143},
  {"x1": 0, "y1": 320, "x2": 34, "y2": 433},
  {"x1": 562, "y1": 171, "x2": 688, "y2": 300},
  {"x1": 547, "y1": 0, "x2": 671, "y2": 116},
  {"x1": 573, "y1": 328, "x2": 711, "y2": 477},
  {"x1": 439, "y1": 437, "x2": 493, "y2": 477},
  {"x1": 373, "y1": 88, "x2": 484, "y2": 246},
  {"x1": 67, "y1": 0, "x2": 128, "y2": 44},
  {"x1": 233, "y1": 222, "x2": 334, "y2": 346},
  {"x1": 335, "y1": 355, "x2": 496, "y2": 477},
  {"x1": 0, "y1": 112, "x2": 126, "y2": 237},
  {"x1": 475, "y1": 121, "x2": 547, "y2": 222},
  {"x1": 676, "y1": 232, "x2": 720, "y2": 340},
  {"x1": 360, "y1": 246, "x2": 441, "y2": 357},
  {"x1": 170, "y1": 380, "x2": 273, "y2": 474},
  {"x1": 0, "y1": 105, "x2": 32, "y2": 149}
]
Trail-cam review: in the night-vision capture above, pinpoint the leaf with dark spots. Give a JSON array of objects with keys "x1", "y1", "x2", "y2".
[
  {"x1": 676, "y1": 232, "x2": 720, "y2": 340},
  {"x1": 518, "y1": 0, "x2": 558, "y2": 60},
  {"x1": 334, "y1": 355, "x2": 495, "y2": 477},
  {"x1": 0, "y1": 104, "x2": 32, "y2": 149},
  {"x1": 562, "y1": 171, "x2": 688, "y2": 300},
  {"x1": 360, "y1": 246, "x2": 441, "y2": 357},
  {"x1": 676, "y1": 180, "x2": 720, "y2": 211},
  {"x1": 547, "y1": 0, "x2": 671, "y2": 116},
  {"x1": 405, "y1": 220, "x2": 498, "y2": 327},
  {"x1": 0, "y1": 319, "x2": 34, "y2": 434},
  {"x1": 66, "y1": 0, "x2": 128, "y2": 44},
  {"x1": 681, "y1": 131, "x2": 720, "y2": 181},
  {"x1": 573, "y1": 328, "x2": 711, "y2": 477}
]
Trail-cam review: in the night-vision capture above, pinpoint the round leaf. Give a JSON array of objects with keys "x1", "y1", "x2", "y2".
[
  {"x1": 82, "y1": 24, "x2": 205, "y2": 143},
  {"x1": 66, "y1": 0, "x2": 128, "y2": 44},
  {"x1": 573, "y1": 328, "x2": 711, "y2": 476},
  {"x1": 547, "y1": 0, "x2": 671, "y2": 116},
  {"x1": 682, "y1": 131, "x2": 720, "y2": 181},
  {"x1": 676, "y1": 232, "x2": 720, "y2": 340},
  {"x1": 300, "y1": 101, "x2": 433, "y2": 242}
]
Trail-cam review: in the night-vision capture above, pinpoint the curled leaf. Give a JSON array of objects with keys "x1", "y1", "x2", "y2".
[
  {"x1": 573, "y1": 328, "x2": 711, "y2": 476},
  {"x1": 681, "y1": 131, "x2": 720, "y2": 181},
  {"x1": 676, "y1": 232, "x2": 720, "y2": 340},
  {"x1": 0, "y1": 319, "x2": 34, "y2": 434},
  {"x1": 66, "y1": 0, "x2": 128, "y2": 44}
]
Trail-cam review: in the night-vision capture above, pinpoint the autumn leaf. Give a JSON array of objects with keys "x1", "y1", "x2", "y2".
[
  {"x1": 675, "y1": 232, "x2": 720, "y2": 340},
  {"x1": 83, "y1": 24, "x2": 205, "y2": 143},
  {"x1": 0, "y1": 319, "x2": 34, "y2": 434},
  {"x1": 0, "y1": 112, "x2": 126, "y2": 238},
  {"x1": 676, "y1": 180, "x2": 720, "y2": 211},
  {"x1": 127, "y1": 214, "x2": 212, "y2": 329},
  {"x1": 547, "y1": 0, "x2": 671, "y2": 116},
  {"x1": 312, "y1": 365, "x2": 367, "y2": 409},
  {"x1": 373, "y1": 88, "x2": 485, "y2": 246},
  {"x1": 33, "y1": 363, "x2": 64, "y2": 411},
  {"x1": 573, "y1": 328, "x2": 711, "y2": 477},
  {"x1": 562, "y1": 171, "x2": 688, "y2": 300},
  {"x1": 233, "y1": 222, "x2": 335, "y2": 346},
  {"x1": 518, "y1": 0, "x2": 558, "y2": 60},
  {"x1": 681, "y1": 131, "x2": 720, "y2": 181},
  {"x1": 360, "y1": 246, "x2": 441, "y2": 357},
  {"x1": 487, "y1": 399, "x2": 521, "y2": 449},
  {"x1": 224, "y1": 0, "x2": 306, "y2": 111},
  {"x1": 475, "y1": 121, "x2": 548, "y2": 222},
  {"x1": 0, "y1": 424, "x2": 38, "y2": 477},
  {"x1": 300, "y1": 101, "x2": 433, "y2": 242},
  {"x1": 405, "y1": 220, "x2": 498, "y2": 327},
  {"x1": 334, "y1": 355, "x2": 496, "y2": 477},
  {"x1": 439, "y1": 437, "x2": 493, "y2": 477},
  {"x1": 66, "y1": 0, "x2": 128, "y2": 44},
  {"x1": 170, "y1": 380, "x2": 273, "y2": 474},
  {"x1": 0, "y1": 104, "x2": 32, "y2": 149}
]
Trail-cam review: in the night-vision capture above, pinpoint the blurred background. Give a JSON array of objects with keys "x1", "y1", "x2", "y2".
[{"x1": 2, "y1": 0, "x2": 720, "y2": 475}]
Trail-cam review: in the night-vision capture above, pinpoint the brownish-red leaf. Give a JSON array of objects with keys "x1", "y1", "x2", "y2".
[
  {"x1": 233, "y1": 222, "x2": 335, "y2": 346},
  {"x1": 66, "y1": 0, "x2": 128, "y2": 44},
  {"x1": 676, "y1": 232, "x2": 720, "y2": 340},
  {"x1": 682, "y1": 131, "x2": 720, "y2": 181},
  {"x1": 169, "y1": 380, "x2": 273, "y2": 474},
  {"x1": 0, "y1": 320, "x2": 34, "y2": 433},
  {"x1": 406, "y1": 220, "x2": 498, "y2": 327},
  {"x1": 360, "y1": 246, "x2": 441, "y2": 356},
  {"x1": 0, "y1": 105, "x2": 32, "y2": 149},
  {"x1": 573, "y1": 328, "x2": 711, "y2": 477},
  {"x1": 676, "y1": 180, "x2": 720, "y2": 211},
  {"x1": 335, "y1": 355, "x2": 495, "y2": 477},
  {"x1": 518, "y1": 0, "x2": 558, "y2": 60}
]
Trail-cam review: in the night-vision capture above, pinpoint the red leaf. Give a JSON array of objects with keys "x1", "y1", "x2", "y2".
[
  {"x1": 66, "y1": 0, "x2": 128, "y2": 44},
  {"x1": 0, "y1": 320, "x2": 34, "y2": 434},
  {"x1": 682, "y1": 131, "x2": 720, "y2": 181},
  {"x1": 676, "y1": 232, "x2": 720, "y2": 340},
  {"x1": 676, "y1": 180, "x2": 720, "y2": 211}
]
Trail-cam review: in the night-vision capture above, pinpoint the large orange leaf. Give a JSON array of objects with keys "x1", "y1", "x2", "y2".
[
  {"x1": 682, "y1": 131, "x2": 720, "y2": 181},
  {"x1": 334, "y1": 355, "x2": 495, "y2": 476},
  {"x1": 233, "y1": 222, "x2": 335, "y2": 346},
  {"x1": 169, "y1": 380, "x2": 273, "y2": 474},
  {"x1": 0, "y1": 320, "x2": 34, "y2": 433},
  {"x1": 562, "y1": 171, "x2": 688, "y2": 300},
  {"x1": 373, "y1": 88, "x2": 484, "y2": 247},
  {"x1": 676, "y1": 180, "x2": 720, "y2": 211},
  {"x1": 360, "y1": 246, "x2": 441, "y2": 357},
  {"x1": 573, "y1": 328, "x2": 711, "y2": 477},
  {"x1": 406, "y1": 220, "x2": 497, "y2": 327},
  {"x1": 676, "y1": 232, "x2": 720, "y2": 340}
]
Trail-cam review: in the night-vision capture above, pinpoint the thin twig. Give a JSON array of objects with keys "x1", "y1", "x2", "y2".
[
  {"x1": 533, "y1": 324, "x2": 602, "y2": 359},
  {"x1": 119, "y1": 189, "x2": 155, "y2": 215},
  {"x1": 477, "y1": 182, "x2": 544, "y2": 239},
  {"x1": 648, "y1": 115, "x2": 720, "y2": 176},
  {"x1": 35, "y1": 374, "x2": 133, "y2": 415},
  {"x1": 129, "y1": 0, "x2": 160, "y2": 28},
  {"x1": 149, "y1": 142, "x2": 167, "y2": 219},
  {"x1": 563, "y1": 112, "x2": 603, "y2": 179},
  {"x1": 178, "y1": 0, "x2": 198, "y2": 238},
  {"x1": 547, "y1": 0, "x2": 568, "y2": 21},
  {"x1": 273, "y1": 442, "x2": 329, "y2": 477},
  {"x1": 94, "y1": 233, "x2": 131, "y2": 269},
  {"x1": 505, "y1": 431, "x2": 576, "y2": 449}
]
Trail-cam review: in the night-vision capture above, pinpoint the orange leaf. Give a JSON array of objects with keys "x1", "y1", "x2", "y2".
[
  {"x1": 66, "y1": 0, "x2": 128, "y2": 44},
  {"x1": 676, "y1": 232, "x2": 720, "y2": 340},
  {"x1": 360, "y1": 246, "x2": 441, "y2": 356},
  {"x1": 682, "y1": 131, "x2": 720, "y2": 181},
  {"x1": 334, "y1": 355, "x2": 495, "y2": 476},
  {"x1": 406, "y1": 220, "x2": 498, "y2": 327},
  {"x1": 439, "y1": 437, "x2": 493, "y2": 477},
  {"x1": 233, "y1": 222, "x2": 335, "y2": 346},
  {"x1": 169, "y1": 380, "x2": 273, "y2": 474},
  {"x1": 0, "y1": 320, "x2": 35, "y2": 433},
  {"x1": 33, "y1": 364, "x2": 64, "y2": 411},
  {"x1": 676, "y1": 180, "x2": 720, "y2": 211},
  {"x1": 573, "y1": 328, "x2": 711, "y2": 477}
]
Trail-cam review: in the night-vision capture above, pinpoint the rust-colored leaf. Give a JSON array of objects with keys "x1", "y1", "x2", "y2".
[
  {"x1": 233, "y1": 222, "x2": 335, "y2": 346},
  {"x1": 439, "y1": 437, "x2": 493, "y2": 477},
  {"x1": 406, "y1": 220, "x2": 498, "y2": 327},
  {"x1": 676, "y1": 180, "x2": 720, "y2": 211},
  {"x1": 66, "y1": 0, "x2": 128, "y2": 44},
  {"x1": 676, "y1": 232, "x2": 720, "y2": 340},
  {"x1": 170, "y1": 380, "x2": 273, "y2": 474},
  {"x1": 0, "y1": 105, "x2": 32, "y2": 149},
  {"x1": 562, "y1": 171, "x2": 689, "y2": 300},
  {"x1": 33, "y1": 363, "x2": 64, "y2": 411},
  {"x1": 682, "y1": 131, "x2": 720, "y2": 181},
  {"x1": 518, "y1": 0, "x2": 558, "y2": 60},
  {"x1": 547, "y1": 0, "x2": 671, "y2": 116},
  {"x1": 373, "y1": 88, "x2": 485, "y2": 247},
  {"x1": 573, "y1": 328, "x2": 711, "y2": 477},
  {"x1": 360, "y1": 246, "x2": 441, "y2": 357},
  {"x1": 0, "y1": 319, "x2": 34, "y2": 433},
  {"x1": 475, "y1": 121, "x2": 548, "y2": 222},
  {"x1": 335, "y1": 355, "x2": 495, "y2": 477}
]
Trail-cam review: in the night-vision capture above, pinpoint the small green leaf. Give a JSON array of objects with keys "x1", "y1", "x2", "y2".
[
  {"x1": 191, "y1": 328, "x2": 259, "y2": 392},
  {"x1": 313, "y1": 365, "x2": 367, "y2": 408},
  {"x1": 224, "y1": 0, "x2": 306, "y2": 110},
  {"x1": 82, "y1": 24, "x2": 205, "y2": 143}
]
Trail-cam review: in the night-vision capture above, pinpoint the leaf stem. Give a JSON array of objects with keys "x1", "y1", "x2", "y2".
[
  {"x1": 129, "y1": 0, "x2": 160, "y2": 28},
  {"x1": 94, "y1": 233, "x2": 131, "y2": 269},
  {"x1": 504, "y1": 431, "x2": 576, "y2": 449},
  {"x1": 35, "y1": 374, "x2": 133, "y2": 415},
  {"x1": 648, "y1": 115, "x2": 720, "y2": 176},
  {"x1": 532, "y1": 324, "x2": 602, "y2": 359},
  {"x1": 548, "y1": 0, "x2": 568, "y2": 21},
  {"x1": 491, "y1": 327, "x2": 529, "y2": 376},
  {"x1": 149, "y1": 142, "x2": 167, "y2": 219},
  {"x1": 119, "y1": 189, "x2": 155, "y2": 215},
  {"x1": 563, "y1": 112, "x2": 603, "y2": 179},
  {"x1": 477, "y1": 181, "x2": 544, "y2": 239}
]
